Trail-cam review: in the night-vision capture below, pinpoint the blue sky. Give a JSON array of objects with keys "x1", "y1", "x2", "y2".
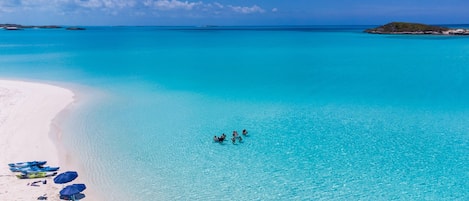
[{"x1": 1, "y1": 0, "x2": 468, "y2": 25}]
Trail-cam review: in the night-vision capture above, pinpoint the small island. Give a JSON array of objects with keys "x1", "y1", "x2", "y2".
[
  {"x1": 365, "y1": 22, "x2": 469, "y2": 35},
  {"x1": 1, "y1": 24, "x2": 86, "y2": 31},
  {"x1": 1, "y1": 24, "x2": 62, "y2": 30},
  {"x1": 66, "y1": 27, "x2": 86, "y2": 31}
]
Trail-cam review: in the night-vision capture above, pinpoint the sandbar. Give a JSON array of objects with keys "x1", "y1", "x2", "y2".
[{"x1": 0, "y1": 79, "x2": 74, "y2": 201}]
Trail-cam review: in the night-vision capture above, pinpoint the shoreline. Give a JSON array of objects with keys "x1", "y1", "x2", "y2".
[
  {"x1": 0, "y1": 79, "x2": 93, "y2": 200},
  {"x1": 365, "y1": 22, "x2": 469, "y2": 35}
]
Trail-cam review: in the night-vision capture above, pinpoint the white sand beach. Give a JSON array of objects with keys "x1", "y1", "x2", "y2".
[{"x1": 0, "y1": 79, "x2": 74, "y2": 201}]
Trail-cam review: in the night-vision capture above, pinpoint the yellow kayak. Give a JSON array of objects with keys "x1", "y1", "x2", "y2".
[{"x1": 16, "y1": 172, "x2": 57, "y2": 179}]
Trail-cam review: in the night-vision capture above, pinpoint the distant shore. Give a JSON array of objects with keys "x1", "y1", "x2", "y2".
[
  {"x1": 0, "y1": 24, "x2": 62, "y2": 29},
  {"x1": 365, "y1": 22, "x2": 469, "y2": 35},
  {"x1": 1, "y1": 24, "x2": 85, "y2": 30},
  {"x1": 0, "y1": 79, "x2": 77, "y2": 200}
]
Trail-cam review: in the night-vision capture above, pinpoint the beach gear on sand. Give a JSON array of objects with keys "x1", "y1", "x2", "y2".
[
  {"x1": 60, "y1": 193, "x2": 85, "y2": 201},
  {"x1": 54, "y1": 171, "x2": 78, "y2": 184},
  {"x1": 8, "y1": 161, "x2": 47, "y2": 168},
  {"x1": 60, "y1": 184, "x2": 86, "y2": 196},
  {"x1": 30, "y1": 180, "x2": 46, "y2": 186},
  {"x1": 16, "y1": 172, "x2": 57, "y2": 179},
  {"x1": 60, "y1": 184, "x2": 86, "y2": 201},
  {"x1": 10, "y1": 165, "x2": 59, "y2": 173},
  {"x1": 37, "y1": 194, "x2": 47, "y2": 200}
]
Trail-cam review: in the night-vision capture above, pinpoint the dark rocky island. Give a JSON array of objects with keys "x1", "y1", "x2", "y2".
[
  {"x1": 365, "y1": 22, "x2": 469, "y2": 35},
  {"x1": 1, "y1": 24, "x2": 86, "y2": 31},
  {"x1": 66, "y1": 27, "x2": 86, "y2": 30},
  {"x1": 1, "y1": 24, "x2": 62, "y2": 30},
  {"x1": 1, "y1": 24, "x2": 87, "y2": 31}
]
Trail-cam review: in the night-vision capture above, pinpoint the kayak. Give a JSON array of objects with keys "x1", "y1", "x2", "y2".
[
  {"x1": 10, "y1": 165, "x2": 59, "y2": 173},
  {"x1": 16, "y1": 172, "x2": 57, "y2": 179},
  {"x1": 8, "y1": 161, "x2": 47, "y2": 168}
]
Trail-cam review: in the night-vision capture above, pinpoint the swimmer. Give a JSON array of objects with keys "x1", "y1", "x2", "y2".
[
  {"x1": 242, "y1": 129, "x2": 248, "y2": 136},
  {"x1": 218, "y1": 134, "x2": 225, "y2": 142},
  {"x1": 220, "y1": 137, "x2": 225, "y2": 142},
  {"x1": 233, "y1": 130, "x2": 239, "y2": 138}
]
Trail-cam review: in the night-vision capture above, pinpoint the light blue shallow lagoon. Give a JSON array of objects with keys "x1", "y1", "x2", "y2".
[{"x1": 1, "y1": 26, "x2": 468, "y2": 200}]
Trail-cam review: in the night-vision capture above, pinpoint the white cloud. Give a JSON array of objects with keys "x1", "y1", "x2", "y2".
[
  {"x1": 144, "y1": 0, "x2": 202, "y2": 10},
  {"x1": 75, "y1": 0, "x2": 103, "y2": 9},
  {"x1": 213, "y1": 2, "x2": 223, "y2": 9},
  {"x1": 0, "y1": 0, "x2": 21, "y2": 8},
  {"x1": 0, "y1": 0, "x2": 18, "y2": 13},
  {"x1": 0, "y1": 0, "x2": 267, "y2": 14},
  {"x1": 0, "y1": 0, "x2": 268, "y2": 21},
  {"x1": 74, "y1": 0, "x2": 136, "y2": 9},
  {"x1": 101, "y1": 0, "x2": 124, "y2": 9},
  {"x1": 1, "y1": 0, "x2": 58, "y2": 12},
  {"x1": 229, "y1": 5, "x2": 265, "y2": 14},
  {"x1": 272, "y1": 8, "x2": 278, "y2": 12},
  {"x1": 143, "y1": 1, "x2": 266, "y2": 15}
]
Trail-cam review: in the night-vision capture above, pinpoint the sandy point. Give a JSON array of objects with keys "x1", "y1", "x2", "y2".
[{"x1": 0, "y1": 79, "x2": 75, "y2": 201}]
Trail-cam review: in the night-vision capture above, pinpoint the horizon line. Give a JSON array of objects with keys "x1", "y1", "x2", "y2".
[{"x1": 2, "y1": 22, "x2": 469, "y2": 28}]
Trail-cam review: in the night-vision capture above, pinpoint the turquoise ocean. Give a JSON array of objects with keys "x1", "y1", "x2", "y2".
[{"x1": 1, "y1": 26, "x2": 468, "y2": 200}]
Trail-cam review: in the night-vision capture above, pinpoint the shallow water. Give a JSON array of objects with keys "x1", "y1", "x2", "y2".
[{"x1": 1, "y1": 26, "x2": 468, "y2": 200}]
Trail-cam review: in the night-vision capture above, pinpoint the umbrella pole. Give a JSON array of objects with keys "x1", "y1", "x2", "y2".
[{"x1": 72, "y1": 194, "x2": 76, "y2": 201}]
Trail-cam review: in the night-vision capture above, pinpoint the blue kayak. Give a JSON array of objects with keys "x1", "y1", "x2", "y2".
[
  {"x1": 10, "y1": 165, "x2": 59, "y2": 173},
  {"x1": 8, "y1": 161, "x2": 47, "y2": 168}
]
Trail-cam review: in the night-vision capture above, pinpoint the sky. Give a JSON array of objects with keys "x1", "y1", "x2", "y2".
[{"x1": 0, "y1": 0, "x2": 469, "y2": 26}]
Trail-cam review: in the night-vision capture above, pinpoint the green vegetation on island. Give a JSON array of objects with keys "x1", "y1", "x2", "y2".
[
  {"x1": 1, "y1": 24, "x2": 62, "y2": 29},
  {"x1": 66, "y1": 27, "x2": 86, "y2": 31},
  {"x1": 365, "y1": 22, "x2": 469, "y2": 35},
  {"x1": 1, "y1": 24, "x2": 85, "y2": 31}
]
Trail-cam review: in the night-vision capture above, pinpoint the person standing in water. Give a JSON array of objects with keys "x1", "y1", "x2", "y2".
[
  {"x1": 242, "y1": 129, "x2": 248, "y2": 136},
  {"x1": 233, "y1": 130, "x2": 239, "y2": 138},
  {"x1": 231, "y1": 135, "x2": 236, "y2": 144},
  {"x1": 218, "y1": 133, "x2": 226, "y2": 142}
]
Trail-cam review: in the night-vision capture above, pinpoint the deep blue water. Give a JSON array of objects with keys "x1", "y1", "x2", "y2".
[{"x1": 1, "y1": 26, "x2": 468, "y2": 200}]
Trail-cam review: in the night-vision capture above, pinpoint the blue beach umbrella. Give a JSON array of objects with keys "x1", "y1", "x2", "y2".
[
  {"x1": 54, "y1": 171, "x2": 78, "y2": 184},
  {"x1": 60, "y1": 184, "x2": 86, "y2": 201},
  {"x1": 60, "y1": 184, "x2": 86, "y2": 195}
]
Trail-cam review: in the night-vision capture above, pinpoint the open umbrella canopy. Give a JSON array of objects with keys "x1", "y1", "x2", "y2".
[
  {"x1": 54, "y1": 171, "x2": 78, "y2": 184},
  {"x1": 60, "y1": 193, "x2": 85, "y2": 201},
  {"x1": 60, "y1": 184, "x2": 86, "y2": 196}
]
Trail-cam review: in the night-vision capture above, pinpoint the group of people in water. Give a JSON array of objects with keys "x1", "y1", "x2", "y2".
[{"x1": 214, "y1": 129, "x2": 248, "y2": 144}]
